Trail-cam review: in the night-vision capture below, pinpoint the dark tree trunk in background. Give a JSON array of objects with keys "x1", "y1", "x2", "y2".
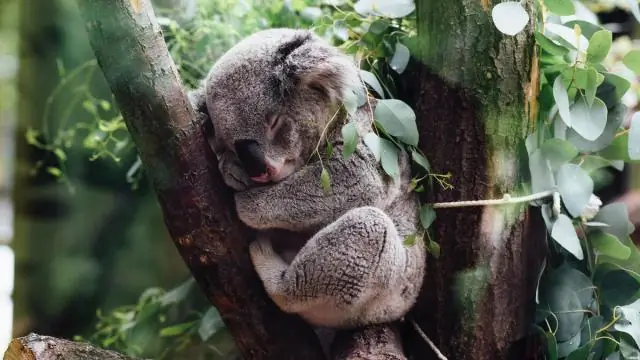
[{"x1": 401, "y1": 1, "x2": 545, "y2": 359}]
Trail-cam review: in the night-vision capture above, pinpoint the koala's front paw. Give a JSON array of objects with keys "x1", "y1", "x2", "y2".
[
  {"x1": 218, "y1": 151, "x2": 252, "y2": 191},
  {"x1": 249, "y1": 238, "x2": 278, "y2": 268}
]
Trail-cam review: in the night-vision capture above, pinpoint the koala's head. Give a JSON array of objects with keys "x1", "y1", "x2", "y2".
[{"x1": 201, "y1": 28, "x2": 362, "y2": 184}]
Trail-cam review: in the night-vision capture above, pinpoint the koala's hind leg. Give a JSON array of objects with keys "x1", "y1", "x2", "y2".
[{"x1": 249, "y1": 206, "x2": 407, "y2": 327}]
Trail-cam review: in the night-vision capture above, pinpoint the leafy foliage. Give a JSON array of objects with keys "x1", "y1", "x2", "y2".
[{"x1": 490, "y1": 1, "x2": 640, "y2": 358}]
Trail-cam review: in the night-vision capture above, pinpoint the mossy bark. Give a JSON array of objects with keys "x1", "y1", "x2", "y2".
[{"x1": 402, "y1": 1, "x2": 546, "y2": 359}]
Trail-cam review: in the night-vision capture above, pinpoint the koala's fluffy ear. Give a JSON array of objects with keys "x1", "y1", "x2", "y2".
[
  {"x1": 278, "y1": 32, "x2": 361, "y2": 104},
  {"x1": 188, "y1": 87, "x2": 217, "y2": 153}
]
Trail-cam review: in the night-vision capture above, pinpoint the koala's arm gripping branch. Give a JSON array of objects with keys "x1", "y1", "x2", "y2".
[
  {"x1": 235, "y1": 143, "x2": 386, "y2": 231},
  {"x1": 73, "y1": 0, "x2": 326, "y2": 359}
]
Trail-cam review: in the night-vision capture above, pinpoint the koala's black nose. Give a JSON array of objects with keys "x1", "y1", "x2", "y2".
[{"x1": 234, "y1": 139, "x2": 267, "y2": 177}]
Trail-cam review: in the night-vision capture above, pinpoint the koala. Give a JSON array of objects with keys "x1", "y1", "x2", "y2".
[{"x1": 188, "y1": 28, "x2": 426, "y2": 330}]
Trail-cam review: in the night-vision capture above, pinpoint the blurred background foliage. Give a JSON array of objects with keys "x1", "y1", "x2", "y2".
[{"x1": 2, "y1": 0, "x2": 640, "y2": 359}]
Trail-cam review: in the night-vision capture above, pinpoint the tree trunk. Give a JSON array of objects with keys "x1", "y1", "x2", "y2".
[
  {"x1": 402, "y1": 1, "x2": 545, "y2": 359},
  {"x1": 70, "y1": 0, "x2": 404, "y2": 359},
  {"x1": 3, "y1": 333, "x2": 138, "y2": 360}
]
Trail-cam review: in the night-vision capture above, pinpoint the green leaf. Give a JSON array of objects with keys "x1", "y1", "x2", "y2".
[
  {"x1": 543, "y1": 0, "x2": 575, "y2": 15},
  {"x1": 324, "y1": 141, "x2": 334, "y2": 159},
  {"x1": 389, "y1": 42, "x2": 410, "y2": 74},
  {"x1": 593, "y1": 203, "x2": 634, "y2": 239},
  {"x1": 159, "y1": 278, "x2": 195, "y2": 306},
  {"x1": 428, "y1": 240, "x2": 441, "y2": 258},
  {"x1": 411, "y1": 150, "x2": 431, "y2": 172},
  {"x1": 629, "y1": 112, "x2": 640, "y2": 160},
  {"x1": 614, "y1": 299, "x2": 640, "y2": 349},
  {"x1": 420, "y1": 205, "x2": 436, "y2": 229},
  {"x1": 586, "y1": 30, "x2": 612, "y2": 64},
  {"x1": 354, "y1": 0, "x2": 415, "y2": 18},
  {"x1": 403, "y1": 233, "x2": 417, "y2": 246},
  {"x1": 46, "y1": 167, "x2": 62, "y2": 177},
  {"x1": 198, "y1": 307, "x2": 223, "y2": 341},
  {"x1": 341, "y1": 122, "x2": 358, "y2": 158},
  {"x1": 368, "y1": 19, "x2": 389, "y2": 34},
  {"x1": 599, "y1": 132, "x2": 629, "y2": 161},
  {"x1": 570, "y1": 97, "x2": 607, "y2": 141},
  {"x1": 603, "y1": 72, "x2": 631, "y2": 101},
  {"x1": 363, "y1": 132, "x2": 381, "y2": 162},
  {"x1": 557, "y1": 163, "x2": 594, "y2": 217},
  {"x1": 360, "y1": 70, "x2": 385, "y2": 98},
  {"x1": 578, "y1": 155, "x2": 615, "y2": 174},
  {"x1": 160, "y1": 321, "x2": 195, "y2": 337},
  {"x1": 553, "y1": 75, "x2": 572, "y2": 127},
  {"x1": 320, "y1": 168, "x2": 331, "y2": 193},
  {"x1": 491, "y1": 1, "x2": 529, "y2": 36},
  {"x1": 54, "y1": 148, "x2": 67, "y2": 162},
  {"x1": 535, "y1": 31, "x2": 570, "y2": 56},
  {"x1": 379, "y1": 138, "x2": 399, "y2": 179},
  {"x1": 566, "y1": 344, "x2": 590, "y2": 360},
  {"x1": 374, "y1": 99, "x2": 419, "y2": 146},
  {"x1": 529, "y1": 149, "x2": 555, "y2": 193},
  {"x1": 540, "y1": 138, "x2": 578, "y2": 170},
  {"x1": 551, "y1": 214, "x2": 584, "y2": 260},
  {"x1": 584, "y1": 68, "x2": 598, "y2": 107},
  {"x1": 623, "y1": 50, "x2": 640, "y2": 74},
  {"x1": 343, "y1": 90, "x2": 358, "y2": 115},
  {"x1": 589, "y1": 230, "x2": 631, "y2": 260}
]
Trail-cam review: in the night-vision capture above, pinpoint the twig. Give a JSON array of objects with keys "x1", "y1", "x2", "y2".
[
  {"x1": 431, "y1": 190, "x2": 555, "y2": 209},
  {"x1": 410, "y1": 319, "x2": 448, "y2": 360}
]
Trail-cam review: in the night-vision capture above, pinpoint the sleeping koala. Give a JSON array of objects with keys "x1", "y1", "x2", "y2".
[{"x1": 189, "y1": 28, "x2": 426, "y2": 329}]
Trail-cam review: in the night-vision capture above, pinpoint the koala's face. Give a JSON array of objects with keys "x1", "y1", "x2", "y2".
[{"x1": 203, "y1": 29, "x2": 361, "y2": 185}]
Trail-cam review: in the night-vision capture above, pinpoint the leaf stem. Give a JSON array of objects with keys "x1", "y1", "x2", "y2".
[{"x1": 431, "y1": 190, "x2": 555, "y2": 208}]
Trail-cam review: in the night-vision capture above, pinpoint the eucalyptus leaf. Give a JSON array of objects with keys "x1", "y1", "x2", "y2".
[
  {"x1": 557, "y1": 164, "x2": 594, "y2": 217},
  {"x1": 411, "y1": 150, "x2": 431, "y2": 172},
  {"x1": 628, "y1": 112, "x2": 640, "y2": 160},
  {"x1": 545, "y1": 22, "x2": 589, "y2": 51},
  {"x1": 570, "y1": 97, "x2": 607, "y2": 141},
  {"x1": 551, "y1": 214, "x2": 584, "y2": 260},
  {"x1": 420, "y1": 205, "x2": 436, "y2": 229},
  {"x1": 380, "y1": 137, "x2": 399, "y2": 179},
  {"x1": 363, "y1": 132, "x2": 381, "y2": 162},
  {"x1": 535, "y1": 31, "x2": 570, "y2": 56},
  {"x1": 623, "y1": 50, "x2": 640, "y2": 74},
  {"x1": 360, "y1": 70, "x2": 385, "y2": 98},
  {"x1": 584, "y1": 68, "x2": 598, "y2": 107},
  {"x1": 614, "y1": 299, "x2": 640, "y2": 349},
  {"x1": 529, "y1": 149, "x2": 555, "y2": 193},
  {"x1": 354, "y1": 0, "x2": 415, "y2": 18},
  {"x1": 578, "y1": 155, "x2": 615, "y2": 174},
  {"x1": 491, "y1": 1, "x2": 529, "y2": 36},
  {"x1": 343, "y1": 90, "x2": 358, "y2": 115},
  {"x1": 198, "y1": 307, "x2": 223, "y2": 341},
  {"x1": 603, "y1": 73, "x2": 631, "y2": 101},
  {"x1": 540, "y1": 138, "x2": 578, "y2": 170},
  {"x1": 593, "y1": 203, "x2": 634, "y2": 239},
  {"x1": 628, "y1": 0, "x2": 640, "y2": 24},
  {"x1": 553, "y1": 76, "x2": 572, "y2": 127},
  {"x1": 543, "y1": 0, "x2": 575, "y2": 15},
  {"x1": 589, "y1": 230, "x2": 631, "y2": 260},
  {"x1": 586, "y1": 30, "x2": 612, "y2": 64},
  {"x1": 341, "y1": 122, "x2": 358, "y2": 158},
  {"x1": 567, "y1": 103, "x2": 626, "y2": 152},
  {"x1": 390, "y1": 42, "x2": 410, "y2": 74},
  {"x1": 320, "y1": 168, "x2": 331, "y2": 193},
  {"x1": 374, "y1": 99, "x2": 419, "y2": 146}
]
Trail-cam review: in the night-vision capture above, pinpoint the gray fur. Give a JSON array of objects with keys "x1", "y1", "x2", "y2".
[{"x1": 188, "y1": 28, "x2": 426, "y2": 329}]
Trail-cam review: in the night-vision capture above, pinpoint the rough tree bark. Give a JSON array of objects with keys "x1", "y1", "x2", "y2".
[
  {"x1": 402, "y1": 0, "x2": 545, "y2": 359},
  {"x1": 3, "y1": 334, "x2": 138, "y2": 360},
  {"x1": 65, "y1": 0, "x2": 405, "y2": 359}
]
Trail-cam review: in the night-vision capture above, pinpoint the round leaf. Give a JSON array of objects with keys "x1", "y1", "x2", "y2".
[
  {"x1": 557, "y1": 163, "x2": 594, "y2": 217},
  {"x1": 623, "y1": 50, "x2": 640, "y2": 74},
  {"x1": 379, "y1": 137, "x2": 399, "y2": 179},
  {"x1": 529, "y1": 149, "x2": 555, "y2": 193},
  {"x1": 553, "y1": 75, "x2": 572, "y2": 127},
  {"x1": 628, "y1": 112, "x2": 640, "y2": 160},
  {"x1": 540, "y1": 138, "x2": 578, "y2": 170},
  {"x1": 390, "y1": 42, "x2": 410, "y2": 74},
  {"x1": 354, "y1": 0, "x2": 415, "y2": 18},
  {"x1": 586, "y1": 30, "x2": 612, "y2": 64},
  {"x1": 491, "y1": 2, "x2": 529, "y2": 36},
  {"x1": 551, "y1": 214, "x2": 585, "y2": 260},
  {"x1": 360, "y1": 70, "x2": 385, "y2": 98},
  {"x1": 570, "y1": 97, "x2": 607, "y2": 141},
  {"x1": 543, "y1": 0, "x2": 575, "y2": 16},
  {"x1": 589, "y1": 230, "x2": 631, "y2": 260},
  {"x1": 374, "y1": 99, "x2": 419, "y2": 146}
]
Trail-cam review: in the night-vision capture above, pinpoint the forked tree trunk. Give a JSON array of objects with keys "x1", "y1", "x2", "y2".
[{"x1": 402, "y1": 1, "x2": 545, "y2": 359}]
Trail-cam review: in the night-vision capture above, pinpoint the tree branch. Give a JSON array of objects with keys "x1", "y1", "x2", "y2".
[
  {"x1": 3, "y1": 333, "x2": 138, "y2": 360},
  {"x1": 73, "y1": 0, "x2": 324, "y2": 358}
]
